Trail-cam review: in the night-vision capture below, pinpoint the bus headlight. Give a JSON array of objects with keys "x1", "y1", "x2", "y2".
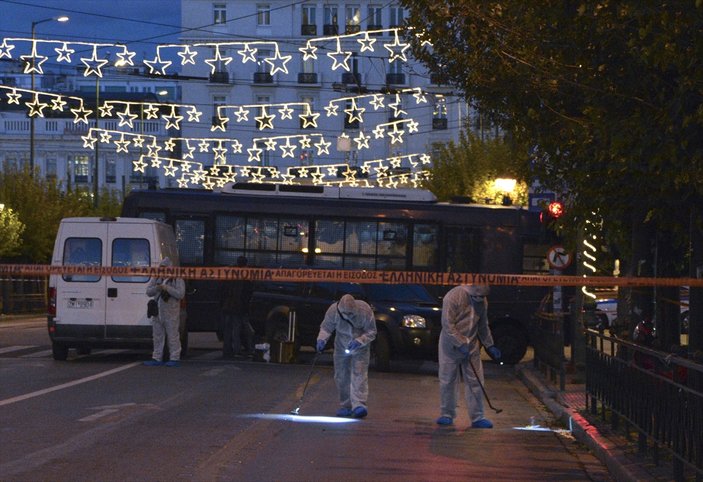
[{"x1": 401, "y1": 315, "x2": 427, "y2": 328}]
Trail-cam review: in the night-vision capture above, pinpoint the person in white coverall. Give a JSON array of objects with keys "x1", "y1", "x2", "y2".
[
  {"x1": 316, "y1": 294, "x2": 377, "y2": 418},
  {"x1": 436, "y1": 284, "x2": 502, "y2": 428},
  {"x1": 144, "y1": 257, "x2": 186, "y2": 367}
]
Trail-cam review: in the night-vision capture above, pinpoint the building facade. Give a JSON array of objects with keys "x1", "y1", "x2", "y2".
[{"x1": 178, "y1": 0, "x2": 472, "y2": 186}]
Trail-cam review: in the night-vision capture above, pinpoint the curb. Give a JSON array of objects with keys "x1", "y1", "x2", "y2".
[{"x1": 515, "y1": 364, "x2": 655, "y2": 482}]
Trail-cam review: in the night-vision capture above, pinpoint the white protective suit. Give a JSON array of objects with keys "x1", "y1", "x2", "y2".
[
  {"x1": 317, "y1": 294, "x2": 377, "y2": 412},
  {"x1": 146, "y1": 258, "x2": 186, "y2": 362},
  {"x1": 438, "y1": 284, "x2": 495, "y2": 423}
]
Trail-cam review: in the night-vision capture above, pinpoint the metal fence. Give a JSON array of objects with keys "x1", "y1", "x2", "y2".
[
  {"x1": 0, "y1": 277, "x2": 47, "y2": 314},
  {"x1": 585, "y1": 330, "x2": 703, "y2": 481}
]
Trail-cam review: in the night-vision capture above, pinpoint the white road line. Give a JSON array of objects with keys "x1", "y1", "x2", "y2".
[
  {"x1": 20, "y1": 349, "x2": 53, "y2": 358},
  {"x1": 0, "y1": 345, "x2": 34, "y2": 354},
  {"x1": 0, "y1": 362, "x2": 141, "y2": 407}
]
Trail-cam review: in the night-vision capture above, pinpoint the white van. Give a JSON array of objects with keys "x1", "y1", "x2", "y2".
[{"x1": 48, "y1": 217, "x2": 187, "y2": 360}]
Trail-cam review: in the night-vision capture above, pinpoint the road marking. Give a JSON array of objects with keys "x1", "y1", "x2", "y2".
[
  {"x1": 79, "y1": 403, "x2": 137, "y2": 422},
  {"x1": 0, "y1": 362, "x2": 141, "y2": 407},
  {"x1": 20, "y1": 349, "x2": 53, "y2": 358},
  {"x1": 0, "y1": 345, "x2": 34, "y2": 354}
]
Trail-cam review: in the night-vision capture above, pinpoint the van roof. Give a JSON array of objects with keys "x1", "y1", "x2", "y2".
[{"x1": 60, "y1": 217, "x2": 162, "y2": 224}]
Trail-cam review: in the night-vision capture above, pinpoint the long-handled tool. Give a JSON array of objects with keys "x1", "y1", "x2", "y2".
[
  {"x1": 467, "y1": 356, "x2": 503, "y2": 414},
  {"x1": 290, "y1": 352, "x2": 320, "y2": 415}
]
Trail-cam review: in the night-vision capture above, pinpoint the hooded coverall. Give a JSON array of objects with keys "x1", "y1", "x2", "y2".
[
  {"x1": 146, "y1": 259, "x2": 186, "y2": 362},
  {"x1": 438, "y1": 284, "x2": 495, "y2": 423},
  {"x1": 317, "y1": 295, "x2": 377, "y2": 412}
]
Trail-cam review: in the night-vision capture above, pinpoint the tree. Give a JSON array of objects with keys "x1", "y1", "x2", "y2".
[
  {"x1": 424, "y1": 130, "x2": 530, "y2": 205},
  {"x1": 0, "y1": 205, "x2": 25, "y2": 259},
  {"x1": 0, "y1": 166, "x2": 122, "y2": 263},
  {"x1": 403, "y1": 1, "x2": 703, "y2": 346}
]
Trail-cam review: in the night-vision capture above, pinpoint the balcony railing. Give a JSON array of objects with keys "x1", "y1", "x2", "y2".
[
  {"x1": 367, "y1": 24, "x2": 383, "y2": 35},
  {"x1": 323, "y1": 24, "x2": 338, "y2": 35},
  {"x1": 386, "y1": 73, "x2": 406, "y2": 85},
  {"x1": 432, "y1": 118, "x2": 448, "y2": 130},
  {"x1": 345, "y1": 24, "x2": 361, "y2": 34},
  {"x1": 301, "y1": 24, "x2": 317, "y2": 36},
  {"x1": 209, "y1": 71, "x2": 229, "y2": 84},
  {"x1": 253, "y1": 72, "x2": 273, "y2": 84},
  {"x1": 298, "y1": 72, "x2": 318, "y2": 84}
]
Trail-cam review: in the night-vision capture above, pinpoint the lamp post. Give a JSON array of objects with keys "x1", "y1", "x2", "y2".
[{"x1": 29, "y1": 15, "x2": 68, "y2": 177}]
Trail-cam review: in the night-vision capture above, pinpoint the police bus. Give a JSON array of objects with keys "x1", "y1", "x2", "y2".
[{"x1": 121, "y1": 182, "x2": 553, "y2": 363}]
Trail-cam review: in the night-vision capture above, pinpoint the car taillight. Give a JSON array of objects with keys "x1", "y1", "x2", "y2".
[{"x1": 48, "y1": 286, "x2": 56, "y2": 317}]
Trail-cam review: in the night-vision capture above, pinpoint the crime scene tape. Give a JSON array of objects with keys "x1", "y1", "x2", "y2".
[{"x1": 1, "y1": 263, "x2": 702, "y2": 287}]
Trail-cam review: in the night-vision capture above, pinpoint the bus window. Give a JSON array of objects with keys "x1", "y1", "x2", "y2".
[
  {"x1": 314, "y1": 220, "x2": 345, "y2": 268},
  {"x1": 215, "y1": 215, "x2": 246, "y2": 265},
  {"x1": 139, "y1": 211, "x2": 166, "y2": 223},
  {"x1": 344, "y1": 220, "x2": 377, "y2": 269},
  {"x1": 445, "y1": 226, "x2": 479, "y2": 272},
  {"x1": 176, "y1": 219, "x2": 204, "y2": 265},
  {"x1": 278, "y1": 218, "x2": 308, "y2": 267},
  {"x1": 377, "y1": 221, "x2": 407, "y2": 269},
  {"x1": 413, "y1": 224, "x2": 439, "y2": 269}
]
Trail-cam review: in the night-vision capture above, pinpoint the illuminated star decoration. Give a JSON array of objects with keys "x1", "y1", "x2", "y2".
[
  {"x1": 255, "y1": 106, "x2": 275, "y2": 130},
  {"x1": 0, "y1": 38, "x2": 15, "y2": 58},
  {"x1": 299, "y1": 41, "x2": 317, "y2": 61},
  {"x1": 54, "y1": 42, "x2": 75, "y2": 63},
  {"x1": 187, "y1": 106, "x2": 202, "y2": 122},
  {"x1": 21, "y1": 41, "x2": 48, "y2": 75},
  {"x1": 357, "y1": 32, "x2": 377, "y2": 52},
  {"x1": 264, "y1": 46, "x2": 292, "y2": 75},
  {"x1": 163, "y1": 106, "x2": 184, "y2": 130},
  {"x1": 115, "y1": 45, "x2": 136, "y2": 66},
  {"x1": 384, "y1": 31, "x2": 411, "y2": 63},
  {"x1": 117, "y1": 105, "x2": 138, "y2": 128},
  {"x1": 327, "y1": 39, "x2": 352, "y2": 71},
  {"x1": 299, "y1": 106, "x2": 320, "y2": 128},
  {"x1": 177, "y1": 45, "x2": 198, "y2": 65},
  {"x1": 204, "y1": 45, "x2": 233, "y2": 74},
  {"x1": 344, "y1": 99, "x2": 365, "y2": 124},
  {"x1": 25, "y1": 94, "x2": 48, "y2": 117},
  {"x1": 237, "y1": 43, "x2": 258, "y2": 63},
  {"x1": 81, "y1": 46, "x2": 109, "y2": 77},
  {"x1": 144, "y1": 48, "x2": 173, "y2": 75}
]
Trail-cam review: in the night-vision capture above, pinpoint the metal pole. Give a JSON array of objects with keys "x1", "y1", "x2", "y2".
[
  {"x1": 93, "y1": 77, "x2": 99, "y2": 208},
  {"x1": 29, "y1": 21, "x2": 37, "y2": 177}
]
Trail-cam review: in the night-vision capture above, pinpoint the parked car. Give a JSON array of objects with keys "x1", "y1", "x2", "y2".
[{"x1": 248, "y1": 281, "x2": 441, "y2": 371}]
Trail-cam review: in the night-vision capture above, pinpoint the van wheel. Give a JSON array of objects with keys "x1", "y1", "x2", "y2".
[
  {"x1": 52, "y1": 342, "x2": 69, "y2": 361},
  {"x1": 372, "y1": 331, "x2": 391, "y2": 372}
]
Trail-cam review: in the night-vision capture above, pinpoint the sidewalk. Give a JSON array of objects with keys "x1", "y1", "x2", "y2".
[{"x1": 516, "y1": 362, "x2": 674, "y2": 482}]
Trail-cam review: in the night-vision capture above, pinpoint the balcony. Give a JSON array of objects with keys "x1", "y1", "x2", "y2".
[
  {"x1": 345, "y1": 24, "x2": 361, "y2": 34},
  {"x1": 298, "y1": 72, "x2": 318, "y2": 84},
  {"x1": 342, "y1": 72, "x2": 362, "y2": 85},
  {"x1": 209, "y1": 71, "x2": 229, "y2": 84},
  {"x1": 301, "y1": 24, "x2": 317, "y2": 36},
  {"x1": 323, "y1": 24, "x2": 338, "y2": 35},
  {"x1": 386, "y1": 73, "x2": 406, "y2": 85},
  {"x1": 344, "y1": 118, "x2": 360, "y2": 130},
  {"x1": 432, "y1": 118, "x2": 448, "y2": 130},
  {"x1": 253, "y1": 72, "x2": 273, "y2": 84}
]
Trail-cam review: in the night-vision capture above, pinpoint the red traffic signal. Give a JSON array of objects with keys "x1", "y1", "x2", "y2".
[{"x1": 547, "y1": 201, "x2": 564, "y2": 218}]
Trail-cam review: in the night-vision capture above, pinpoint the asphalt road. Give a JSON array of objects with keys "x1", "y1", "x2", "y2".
[{"x1": 0, "y1": 318, "x2": 611, "y2": 481}]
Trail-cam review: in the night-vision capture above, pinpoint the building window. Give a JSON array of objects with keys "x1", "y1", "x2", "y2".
[
  {"x1": 387, "y1": 58, "x2": 405, "y2": 84},
  {"x1": 72, "y1": 155, "x2": 90, "y2": 184},
  {"x1": 389, "y1": 6, "x2": 404, "y2": 27},
  {"x1": 106, "y1": 158, "x2": 116, "y2": 183},
  {"x1": 368, "y1": 4, "x2": 382, "y2": 30},
  {"x1": 257, "y1": 4, "x2": 271, "y2": 26},
  {"x1": 256, "y1": 95, "x2": 271, "y2": 130},
  {"x1": 302, "y1": 4, "x2": 316, "y2": 35},
  {"x1": 432, "y1": 95, "x2": 448, "y2": 130},
  {"x1": 323, "y1": 5, "x2": 338, "y2": 34},
  {"x1": 214, "y1": 3, "x2": 227, "y2": 24},
  {"x1": 212, "y1": 95, "x2": 226, "y2": 125},
  {"x1": 255, "y1": 141, "x2": 271, "y2": 166},
  {"x1": 299, "y1": 57, "x2": 317, "y2": 83},
  {"x1": 300, "y1": 96, "x2": 315, "y2": 129},
  {"x1": 345, "y1": 5, "x2": 361, "y2": 34},
  {"x1": 254, "y1": 49, "x2": 274, "y2": 83},
  {"x1": 46, "y1": 157, "x2": 57, "y2": 179}
]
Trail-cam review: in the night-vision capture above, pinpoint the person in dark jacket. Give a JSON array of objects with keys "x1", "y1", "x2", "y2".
[{"x1": 220, "y1": 256, "x2": 254, "y2": 359}]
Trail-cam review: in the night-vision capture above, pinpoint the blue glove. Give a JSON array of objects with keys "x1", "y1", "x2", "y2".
[
  {"x1": 347, "y1": 339, "x2": 362, "y2": 352},
  {"x1": 487, "y1": 345, "x2": 502, "y2": 360},
  {"x1": 457, "y1": 344, "x2": 470, "y2": 357},
  {"x1": 316, "y1": 339, "x2": 326, "y2": 353}
]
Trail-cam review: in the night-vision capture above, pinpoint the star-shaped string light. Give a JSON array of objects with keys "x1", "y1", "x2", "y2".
[
  {"x1": 25, "y1": 94, "x2": 48, "y2": 117},
  {"x1": 255, "y1": 107, "x2": 275, "y2": 130},
  {"x1": 237, "y1": 43, "x2": 258, "y2": 63},
  {"x1": 163, "y1": 106, "x2": 184, "y2": 130},
  {"x1": 0, "y1": 39, "x2": 15, "y2": 58},
  {"x1": 299, "y1": 41, "x2": 317, "y2": 61},
  {"x1": 177, "y1": 45, "x2": 198, "y2": 65},
  {"x1": 99, "y1": 103, "x2": 115, "y2": 118},
  {"x1": 81, "y1": 46, "x2": 109, "y2": 77},
  {"x1": 264, "y1": 47, "x2": 292, "y2": 75},
  {"x1": 117, "y1": 105, "x2": 138, "y2": 128},
  {"x1": 115, "y1": 45, "x2": 136, "y2": 66},
  {"x1": 357, "y1": 32, "x2": 377, "y2": 52},
  {"x1": 187, "y1": 106, "x2": 202, "y2": 122},
  {"x1": 384, "y1": 31, "x2": 411, "y2": 63},
  {"x1": 21, "y1": 43, "x2": 48, "y2": 75},
  {"x1": 327, "y1": 39, "x2": 352, "y2": 71},
  {"x1": 204, "y1": 45, "x2": 233, "y2": 74},
  {"x1": 144, "y1": 49, "x2": 173, "y2": 75},
  {"x1": 54, "y1": 43, "x2": 75, "y2": 63}
]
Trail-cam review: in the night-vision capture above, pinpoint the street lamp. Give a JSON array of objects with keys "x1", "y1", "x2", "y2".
[{"x1": 29, "y1": 15, "x2": 69, "y2": 177}]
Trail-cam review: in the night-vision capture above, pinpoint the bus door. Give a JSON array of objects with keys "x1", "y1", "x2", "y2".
[{"x1": 174, "y1": 217, "x2": 215, "y2": 332}]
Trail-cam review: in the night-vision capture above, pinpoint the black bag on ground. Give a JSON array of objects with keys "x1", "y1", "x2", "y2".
[{"x1": 147, "y1": 298, "x2": 159, "y2": 318}]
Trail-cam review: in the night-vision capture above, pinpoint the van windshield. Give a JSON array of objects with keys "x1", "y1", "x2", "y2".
[{"x1": 363, "y1": 284, "x2": 436, "y2": 303}]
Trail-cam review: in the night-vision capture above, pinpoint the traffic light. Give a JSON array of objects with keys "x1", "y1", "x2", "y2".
[
  {"x1": 540, "y1": 200, "x2": 564, "y2": 223},
  {"x1": 547, "y1": 201, "x2": 564, "y2": 218}
]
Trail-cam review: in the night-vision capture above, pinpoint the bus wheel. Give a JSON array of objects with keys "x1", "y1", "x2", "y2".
[
  {"x1": 372, "y1": 330, "x2": 391, "y2": 372},
  {"x1": 490, "y1": 322, "x2": 528, "y2": 365},
  {"x1": 52, "y1": 342, "x2": 69, "y2": 361}
]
